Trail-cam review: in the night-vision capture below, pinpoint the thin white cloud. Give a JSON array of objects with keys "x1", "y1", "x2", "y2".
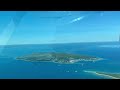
[{"x1": 69, "y1": 16, "x2": 85, "y2": 24}]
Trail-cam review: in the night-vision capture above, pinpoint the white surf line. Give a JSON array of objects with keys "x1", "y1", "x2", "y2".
[{"x1": 84, "y1": 70, "x2": 119, "y2": 79}]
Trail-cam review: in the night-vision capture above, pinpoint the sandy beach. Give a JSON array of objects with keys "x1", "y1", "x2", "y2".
[{"x1": 84, "y1": 70, "x2": 119, "y2": 79}]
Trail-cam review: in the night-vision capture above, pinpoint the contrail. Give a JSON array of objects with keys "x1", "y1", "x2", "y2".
[{"x1": 0, "y1": 11, "x2": 27, "y2": 54}]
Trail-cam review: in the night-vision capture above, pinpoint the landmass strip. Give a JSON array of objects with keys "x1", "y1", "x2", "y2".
[
  {"x1": 15, "y1": 52, "x2": 103, "y2": 64},
  {"x1": 84, "y1": 70, "x2": 120, "y2": 79}
]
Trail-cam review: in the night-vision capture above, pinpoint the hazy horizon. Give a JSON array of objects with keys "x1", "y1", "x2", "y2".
[{"x1": 0, "y1": 41, "x2": 119, "y2": 46}]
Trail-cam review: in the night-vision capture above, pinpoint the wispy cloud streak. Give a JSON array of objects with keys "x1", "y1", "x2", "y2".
[{"x1": 69, "y1": 16, "x2": 85, "y2": 24}]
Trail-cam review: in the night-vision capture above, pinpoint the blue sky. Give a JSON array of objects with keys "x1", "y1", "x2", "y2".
[{"x1": 0, "y1": 11, "x2": 120, "y2": 45}]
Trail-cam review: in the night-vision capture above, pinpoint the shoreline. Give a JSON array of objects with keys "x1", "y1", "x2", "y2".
[
  {"x1": 84, "y1": 70, "x2": 119, "y2": 79},
  {"x1": 16, "y1": 58, "x2": 103, "y2": 64}
]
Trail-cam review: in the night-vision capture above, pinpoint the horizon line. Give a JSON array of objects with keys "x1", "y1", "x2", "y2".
[{"x1": 0, "y1": 41, "x2": 118, "y2": 46}]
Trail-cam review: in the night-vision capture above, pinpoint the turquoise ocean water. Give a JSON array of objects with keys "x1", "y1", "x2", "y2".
[{"x1": 0, "y1": 42, "x2": 120, "y2": 79}]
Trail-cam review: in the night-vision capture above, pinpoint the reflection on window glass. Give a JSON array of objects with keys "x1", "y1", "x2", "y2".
[{"x1": 0, "y1": 11, "x2": 120, "y2": 79}]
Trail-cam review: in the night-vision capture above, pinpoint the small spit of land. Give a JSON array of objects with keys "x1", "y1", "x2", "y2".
[
  {"x1": 16, "y1": 52, "x2": 103, "y2": 64},
  {"x1": 84, "y1": 70, "x2": 120, "y2": 79}
]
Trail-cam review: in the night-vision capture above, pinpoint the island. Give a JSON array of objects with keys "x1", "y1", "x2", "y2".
[
  {"x1": 16, "y1": 52, "x2": 103, "y2": 64},
  {"x1": 84, "y1": 70, "x2": 120, "y2": 79}
]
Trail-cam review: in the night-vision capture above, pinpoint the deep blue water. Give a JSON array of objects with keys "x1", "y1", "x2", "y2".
[{"x1": 0, "y1": 42, "x2": 120, "y2": 79}]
